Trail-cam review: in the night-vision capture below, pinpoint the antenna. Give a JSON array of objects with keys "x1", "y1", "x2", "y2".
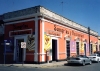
[
  {"x1": 40, "y1": 0, "x2": 43, "y2": 6},
  {"x1": 12, "y1": 0, "x2": 14, "y2": 11},
  {"x1": 61, "y1": 1, "x2": 64, "y2": 14},
  {"x1": 61, "y1": 1, "x2": 67, "y2": 15}
]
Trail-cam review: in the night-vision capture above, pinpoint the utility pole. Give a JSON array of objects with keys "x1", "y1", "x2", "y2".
[{"x1": 88, "y1": 27, "x2": 91, "y2": 54}]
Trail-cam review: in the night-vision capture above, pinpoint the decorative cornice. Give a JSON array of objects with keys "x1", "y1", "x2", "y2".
[
  {"x1": 3, "y1": 5, "x2": 40, "y2": 20},
  {"x1": 2, "y1": 5, "x2": 98, "y2": 36},
  {"x1": 39, "y1": 7, "x2": 98, "y2": 36}
]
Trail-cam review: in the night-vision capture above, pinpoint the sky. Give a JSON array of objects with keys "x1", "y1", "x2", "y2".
[{"x1": 0, "y1": 0, "x2": 100, "y2": 35}]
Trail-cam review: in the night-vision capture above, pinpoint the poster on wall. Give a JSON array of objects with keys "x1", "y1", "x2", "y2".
[
  {"x1": 79, "y1": 41, "x2": 84, "y2": 54},
  {"x1": 44, "y1": 34, "x2": 51, "y2": 52},
  {"x1": 70, "y1": 41, "x2": 76, "y2": 53},
  {"x1": 93, "y1": 44, "x2": 96, "y2": 52},
  {"x1": 26, "y1": 34, "x2": 35, "y2": 51},
  {"x1": 86, "y1": 43, "x2": 89, "y2": 53},
  {"x1": 99, "y1": 40, "x2": 100, "y2": 44}
]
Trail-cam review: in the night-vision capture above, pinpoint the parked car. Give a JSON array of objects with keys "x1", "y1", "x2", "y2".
[
  {"x1": 94, "y1": 51, "x2": 100, "y2": 56},
  {"x1": 67, "y1": 55, "x2": 92, "y2": 66},
  {"x1": 88, "y1": 54, "x2": 100, "y2": 63}
]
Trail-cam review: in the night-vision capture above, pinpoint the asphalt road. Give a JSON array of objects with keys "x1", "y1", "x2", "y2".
[{"x1": 0, "y1": 63, "x2": 100, "y2": 71}]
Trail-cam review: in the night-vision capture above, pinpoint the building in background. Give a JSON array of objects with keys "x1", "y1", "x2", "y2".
[
  {"x1": 0, "y1": 15, "x2": 4, "y2": 63},
  {"x1": 0, "y1": 5, "x2": 99, "y2": 64},
  {"x1": 98, "y1": 36, "x2": 100, "y2": 51}
]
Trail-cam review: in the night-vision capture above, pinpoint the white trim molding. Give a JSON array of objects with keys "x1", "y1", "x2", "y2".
[
  {"x1": 51, "y1": 37, "x2": 59, "y2": 60},
  {"x1": 9, "y1": 29, "x2": 32, "y2": 37},
  {"x1": 3, "y1": 6, "x2": 98, "y2": 36},
  {"x1": 4, "y1": 18, "x2": 35, "y2": 25},
  {"x1": 14, "y1": 35, "x2": 27, "y2": 61},
  {"x1": 41, "y1": 16, "x2": 45, "y2": 61}
]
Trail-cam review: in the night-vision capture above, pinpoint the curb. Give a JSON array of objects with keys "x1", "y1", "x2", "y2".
[
  {"x1": 36, "y1": 64, "x2": 64, "y2": 68},
  {"x1": 0, "y1": 62, "x2": 66, "y2": 68},
  {"x1": 0, "y1": 64, "x2": 63, "y2": 68}
]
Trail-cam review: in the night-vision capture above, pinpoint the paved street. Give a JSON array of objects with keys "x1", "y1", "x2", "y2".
[{"x1": 0, "y1": 63, "x2": 100, "y2": 71}]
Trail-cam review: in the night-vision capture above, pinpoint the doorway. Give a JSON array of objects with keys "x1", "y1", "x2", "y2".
[
  {"x1": 52, "y1": 39, "x2": 57, "y2": 61},
  {"x1": 16, "y1": 39, "x2": 24, "y2": 62},
  {"x1": 96, "y1": 45, "x2": 98, "y2": 51},
  {"x1": 99, "y1": 45, "x2": 100, "y2": 51},
  {"x1": 84, "y1": 43, "x2": 86, "y2": 55},
  {"x1": 76, "y1": 42, "x2": 79, "y2": 55},
  {"x1": 90, "y1": 44, "x2": 93, "y2": 54},
  {"x1": 66, "y1": 40, "x2": 70, "y2": 58}
]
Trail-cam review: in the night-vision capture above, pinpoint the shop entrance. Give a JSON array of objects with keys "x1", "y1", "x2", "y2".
[
  {"x1": 76, "y1": 42, "x2": 79, "y2": 55},
  {"x1": 96, "y1": 45, "x2": 98, "y2": 51},
  {"x1": 16, "y1": 39, "x2": 24, "y2": 62},
  {"x1": 99, "y1": 45, "x2": 100, "y2": 51},
  {"x1": 84, "y1": 43, "x2": 86, "y2": 55},
  {"x1": 66, "y1": 40, "x2": 70, "y2": 58},
  {"x1": 90, "y1": 44, "x2": 93, "y2": 54},
  {"x1": 52, "y1": 39, "x2": 57, "y2": 61}
]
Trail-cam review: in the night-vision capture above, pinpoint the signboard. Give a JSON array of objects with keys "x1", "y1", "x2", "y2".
[
  {"x1": 80, "y1": 42, "x2": 84, "y2": 53},
  {"x1": 44, "y1": 34, "x2": 51, "y2": 52},
  {"x1": 9, "y1": 29, "x2": 32, "y2": 37},
  {"x1": 46, "y1": 30, "x2": 62, "y2": 38},
  {"x1": 6, "y1": 43, "x2": 10, "y2": 45},
  {"x1": 93, "y1": 44, "x2": 96, "y2": 52},
  {"x1": 21, "y1": 42, "x2": 26, "y2": 48}
]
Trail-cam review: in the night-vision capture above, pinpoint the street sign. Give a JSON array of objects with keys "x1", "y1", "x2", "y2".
[
  {"x1": 21, "y1": 42, "x2": 26, "y2": 48},
  {"x1": 6, "y1": 43, "x2": 10, "y2": 45}
]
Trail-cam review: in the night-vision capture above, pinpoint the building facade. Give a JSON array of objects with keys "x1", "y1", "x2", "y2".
[
  {"x1": 1, "y1": 5, "x2": 99, "y2": 63},
  {"x1": 0, "y1": 15, "x2": 4, "y2": 63},
  {"x1": 98, "y1": 36, "x2": 100, "y2": 51}
]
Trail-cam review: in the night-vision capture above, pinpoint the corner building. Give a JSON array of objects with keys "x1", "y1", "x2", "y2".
[{"x1": 3, "y1": 5, "x2": 98, "y2": 63}]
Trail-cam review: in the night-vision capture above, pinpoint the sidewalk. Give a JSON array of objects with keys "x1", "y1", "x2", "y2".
[{"x1": 0, "y1": 61, "x2": 67, "y2": 68}]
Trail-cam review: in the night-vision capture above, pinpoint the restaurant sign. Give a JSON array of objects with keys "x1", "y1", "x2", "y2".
[
  {"x1": 46, "y1": 30, "x2": 62, "y2": 38},
  {"x1": 9, "y1": 29, "x2": 32, "y2": 37}
]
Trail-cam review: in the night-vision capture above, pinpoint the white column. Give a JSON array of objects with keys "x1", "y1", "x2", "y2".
[
  {"x1": 41, "y1": 17, "x2": 45, "y2": 61},
  {"x1": 34, "y1": 17, "x2": 38, "y2": 62},
  {"x1": 65, "y1": 39, "x2": 67, "y2": 58},
  {"x1": 57, "y1": 38, "x2": 59, "y2": 60},
  {"x1": 50, "y1": 38, "x2": 52, "y2": 61}
]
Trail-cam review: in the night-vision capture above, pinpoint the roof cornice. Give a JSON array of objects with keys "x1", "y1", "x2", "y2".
[{"x1": 2, "y1": 5, "x2": 98, "y2": 36}]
